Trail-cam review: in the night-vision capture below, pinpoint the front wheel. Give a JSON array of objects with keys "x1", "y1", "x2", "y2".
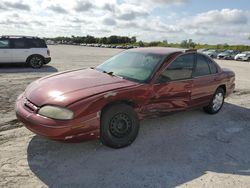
[
  {"x1": 100, "y1": 104, "x2": 139, "y2": 148},
  {"x1": 203, "y1": 87, "x2": 225, "y2": 114},
  {"x1": 28, "y1": 56, "x2": 44, "y2": 69}
]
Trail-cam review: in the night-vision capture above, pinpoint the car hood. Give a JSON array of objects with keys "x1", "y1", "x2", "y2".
[{"x1": 25, "y1": 68, "x2": 138, "y2": 107}]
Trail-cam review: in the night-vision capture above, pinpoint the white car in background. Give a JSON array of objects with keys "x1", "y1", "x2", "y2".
[
  {"x1": 217, "y1": 50, "x2": 240, "y2": 60},
  {"x1": 234, "y1": 51, "x2": 250, "y2": 61},
  {"x1": 203, "y1": 49, "x2": 220, "y2": 58},
  {"x1": 0, "y1": 35, "x2": 51, "y2": 68}
]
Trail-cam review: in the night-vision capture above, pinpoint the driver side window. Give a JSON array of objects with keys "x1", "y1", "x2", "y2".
[{"x1": 157, "y1": 54, "x2": 195, "y2": 83}]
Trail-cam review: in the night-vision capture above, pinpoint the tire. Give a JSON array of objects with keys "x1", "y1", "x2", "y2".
[
  {"x1": 100, "y1": 104, "x2": 139, "y2": 148},
  {"x1": 203, "y1": 87, "x2": 225, "y2": 114},
  {"x1": 27, "y1": 55, "x2": 44, "y2": 69}
]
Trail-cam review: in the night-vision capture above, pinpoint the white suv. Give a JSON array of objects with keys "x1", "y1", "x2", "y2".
[{"x1": 0, "y1": 36, "x2": 51, "y2": 68}]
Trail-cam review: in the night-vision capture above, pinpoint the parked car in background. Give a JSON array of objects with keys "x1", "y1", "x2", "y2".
[
  {"x1": 234, "y1": 51, "x2": 250, "y2": 61},
  {"x1": 197, "y1": 48, "x2": 209, "y2": 53},
  {"x1": 0, "y1": 35, "x2": 51, "y2": 68},
  {"x1": 217, "y1": 50, "x2": 239, "y2": 60},
  {"x1": 203, "y1": 49, "x2": 220, "y2": 58},
  {"x1": 16, "y1": 47, "x2": 235, "y2": 148}
]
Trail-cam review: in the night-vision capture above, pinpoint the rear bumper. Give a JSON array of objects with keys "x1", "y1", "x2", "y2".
[
  {"x1": 226, "y1": 83, "x2": 235, "y2": 98},
  {"x1": 15, "y1": 94, "x2": 100, "y2": 141},
  {"x1": 44, "y1": 57, "x2": 51, "y2": 64}
]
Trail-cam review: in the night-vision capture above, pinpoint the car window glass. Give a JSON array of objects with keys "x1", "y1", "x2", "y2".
[
  {"x1": 13, "y1": 39, "x2": 26, "y2": 48},
  {"x1": 0, "y1": 40, "x2": 10, "y2": 48},
  {"x1": 206, "y1": 58, "x2": 217, "y2": 74},
  {"x1": 29, "y1": 39, "x2": 46, "y2": 48},
  {"x1": 194, "y1": 55, "x2": 211, "y2": 77},
  {"x1": 159, "y1": 54, "x2": 194, "y2": 82}
]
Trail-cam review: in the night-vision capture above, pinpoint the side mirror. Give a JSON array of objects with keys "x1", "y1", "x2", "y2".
[{"x1": 155, "y1": 75, "x2": 171, "y2": 84}]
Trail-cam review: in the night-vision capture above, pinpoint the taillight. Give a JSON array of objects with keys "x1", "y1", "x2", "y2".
[{"x1": 47, "y1": 49, "x2": 50, "y2": 56}]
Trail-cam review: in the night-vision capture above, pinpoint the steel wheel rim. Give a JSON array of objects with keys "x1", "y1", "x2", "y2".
[
  {"x1": 212, "y1": 92, "x2": 224, "y2": 111},
  {"x1": 30, "y1": 57, "x2": 42, "y2": 68},
  {"x1": 109, "y1": 113, "x2": 132, "y2": 138}
]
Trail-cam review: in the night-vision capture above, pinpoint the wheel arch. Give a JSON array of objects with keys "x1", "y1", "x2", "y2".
[
  {"x1": 218, "y1": 84, "x2": 226, "y2": 94},
  {"x1": 26, "y1": 54, "x2": 45, "y2": 63},
  {"x1": 100, "y1": 100, "x2": 138, "y2": 118}
]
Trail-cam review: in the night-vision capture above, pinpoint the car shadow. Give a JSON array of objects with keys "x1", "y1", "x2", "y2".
[
  {"x1": 0, "y1": 63, "x2": 58, "y2": 73},
  {"x1": 27, "y1": 102, "x2": 250, "y2": 187}
]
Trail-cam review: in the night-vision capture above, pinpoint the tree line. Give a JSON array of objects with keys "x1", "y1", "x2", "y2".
[
  {"x1": 139, "y1": 39, "x2": 250, "y2": 52},
  {"x1": 45, "y1": 35, "x2": 137, "y2": 44},
  {"x1": 45, "y1": 35, "x2": 250, "y2": 51}
]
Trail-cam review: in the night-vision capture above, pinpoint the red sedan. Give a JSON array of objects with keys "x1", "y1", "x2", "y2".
[{"x1": 15, "y1": 47, "x2": 235, "y2": 148}]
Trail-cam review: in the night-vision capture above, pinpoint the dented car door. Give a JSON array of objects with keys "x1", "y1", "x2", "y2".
[{"x1": 145, "y1": 53, "x2": 195, "y2": 114}]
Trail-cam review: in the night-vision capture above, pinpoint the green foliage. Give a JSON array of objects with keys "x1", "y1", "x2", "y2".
[
  {"x1": 45, "y1": 35, "x2": 137, "y2": 45},
  {"x1": 138, "y1": 39, "x2": 250, "y2": 52},
  {"x1": 148, "y1": 41, "x2": 161, "y2": 47},
  {"x1": 44, "y1": 36, "x2": 250, "y2": 51},
  {"x1": 138, "y1": 41, "x2": 145, "y2": 47},
  {"x1": 180, "y1": 39, "x2": 196, "y2": 48}
]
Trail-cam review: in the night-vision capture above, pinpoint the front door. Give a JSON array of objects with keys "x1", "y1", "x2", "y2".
[
  {"x1": 145, "y1": 53, "x2": 195, "y2": 114},
  {"x1": 0, "y1": 39, "x2": 12, "y2": 63}
]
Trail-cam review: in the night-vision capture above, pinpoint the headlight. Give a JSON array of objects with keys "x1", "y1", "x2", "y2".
[{"x1": 38, "y1": 105, "x2": 74, "y2": 120}]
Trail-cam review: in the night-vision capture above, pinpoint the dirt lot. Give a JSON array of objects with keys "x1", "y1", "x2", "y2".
[{"x1": 0, "y1": 45, "x2": 249, "y2": 188}]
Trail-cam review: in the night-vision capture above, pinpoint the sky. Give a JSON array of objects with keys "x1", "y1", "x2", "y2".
[{"x1": 0, "y1": 0, "x2": 249, "y2": 45}]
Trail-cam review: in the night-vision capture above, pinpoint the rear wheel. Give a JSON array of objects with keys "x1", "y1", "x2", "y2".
[
  {"x1": 28, "y1": 55, "x2": 44, "y2": 69},
  {"x1": 203, "y1": 87, "x2": 225, "y2": 114},
  {"x1": 100, "y1": 104, "x2": 139, "y2": 148}
]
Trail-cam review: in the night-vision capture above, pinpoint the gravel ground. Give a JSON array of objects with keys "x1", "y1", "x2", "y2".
[{"x1": 0, "y1": 45, "x2": 249, "y2": 188}]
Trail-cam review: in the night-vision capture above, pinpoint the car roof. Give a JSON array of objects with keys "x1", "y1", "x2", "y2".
[
  {"x1": 127, "y1": 47, "x2": 192, "y2": 55},
  {"x1": 0, "y1": 35, "x2": 40, "y2": 40}
]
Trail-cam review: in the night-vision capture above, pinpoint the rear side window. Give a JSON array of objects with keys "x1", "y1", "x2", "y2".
[
  {"x1": 206, "y1": 58, "x2": 218, "y2": 74},
  {"x1": 160, "y1": 53, "x2": 195, "y2": 82},
  {"x1": 28, "y1": 39, "x2": 47, "y2": 48},
  {"x1": 194, "y1": 55, "x2": 211, "y2": 77},
  {"x1": 0, "y1": 40, "x2": 10, "y2": 48},
  {"x1": 12, "y1": 39, "x2": 27, "y2": 48}
]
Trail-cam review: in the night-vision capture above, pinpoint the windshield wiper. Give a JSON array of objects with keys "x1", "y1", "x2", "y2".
[
  {"x1": 102, "y1": 70, "x2": 123, "y2": 79},
  {"x1": 107, "y1": 71, "x2": 114, "y2": 76},
  {"x1": 102, "y1": 70, "x2": 113, "y2": 75}
]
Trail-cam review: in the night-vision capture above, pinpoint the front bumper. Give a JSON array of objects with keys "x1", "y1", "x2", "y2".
[
  {"x1": 44, "y1": 57, "x2": 51, "y2": 64},
  {"x1": 15, "y1": 94, "x2": 100, "y2": 141}
]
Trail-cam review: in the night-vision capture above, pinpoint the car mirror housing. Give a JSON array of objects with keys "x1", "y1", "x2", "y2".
[{"x1": 155, "y1": 75, "x2": 171, "y2": 84}]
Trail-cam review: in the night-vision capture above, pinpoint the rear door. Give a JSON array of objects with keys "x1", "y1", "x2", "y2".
[
  {"x1": 27, "y1": 38, "x2": 48, "y2": 58},
  {"x1": 10, "y1": 38, "x2": 31, "y2": 62},
  {"x1": 0, "y1": 39, "x2": 12, "y2": 63},
  {"x1": 145, "y1": 53, "x2": 195, "y2": 114},
  {"x1": 190, "y1": 54, "x2": 218, "y2": 107}
]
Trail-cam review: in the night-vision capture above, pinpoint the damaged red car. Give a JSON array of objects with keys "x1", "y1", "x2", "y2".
[{"x1": 15, "y1": 47, "x2": 235, "y2": 148}]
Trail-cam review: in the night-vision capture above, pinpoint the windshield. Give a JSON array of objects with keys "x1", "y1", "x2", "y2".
[{"x1": 96, "y1": 52, "x2": 165, "y2": 83}]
